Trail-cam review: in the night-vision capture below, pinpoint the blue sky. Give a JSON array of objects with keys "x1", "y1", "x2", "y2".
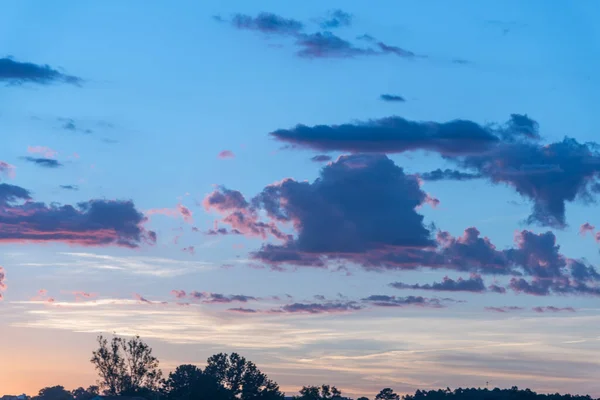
[{"x1": 1, "y1": 1, "x2": 600, "y2": 399}]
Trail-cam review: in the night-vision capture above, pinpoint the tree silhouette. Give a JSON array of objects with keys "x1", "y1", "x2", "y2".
[
  {"x1": 33, "y1": 386, "x2": 73, "y2": 400},
  {"x1": 71, "y1": 386, "x2": 98, "y2": 400},
  {"x1": 203, "y1": 352, "x2": 283, "y2": 399},
  {"x1": 294, "y1": 385, "x2": 343, "y2": 399},
  {"x1": 375, "y1": 388, "x2": 399, "y2": 400},
  {"x1": 90, "y1": 335, "x2": 162, "y2": 396},
  {"x1": 357, "y1": 397, "x2": 370, "y2": 400},
  {"x1": 162, "y1": 364, "x2": 231, "y2": 400}
]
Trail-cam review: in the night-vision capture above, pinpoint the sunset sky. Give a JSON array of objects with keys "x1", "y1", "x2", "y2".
[{"x1": 2, "y1": 1, "x2": 600, "y2": 399}]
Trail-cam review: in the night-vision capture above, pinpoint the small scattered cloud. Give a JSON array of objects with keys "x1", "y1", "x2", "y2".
[
  {"x1": 0, "y1": 57, "x2": 82, "y2": 86},
  {"x1": 277, "y1": 301, "x2": 362, "y2": 314},
  {"x1": 0, "y1": 161, "x2": 16, "y2": 180},
  {"x1": 380, "y1": 94, "x2": 405, "y2": 102},
  {"x1": 532, "y1": 306, "x2": 575, "y2": 313},
  {"x1": 59, "y1": 185, "x2": 79, "y2": 191},
  {"x1": 0, "y1": 266, "x2": 6, "y2": 300},
  {"x1": 27, "y1": 146, "x2": 58, "y2": 158},
  {"x1": 391, "y1": 274, "x2": 487, "y2": 293},
  {"x1": 22, "y1": 157, "x2": 63, "y2": 168},
  {"x1": 311, "y1": 154, "x2": 332, "y2": 162},
  {"x1": 218, "y1": 150, "x2": 235, "y2": 159},
  {"x1": 419, "y1": 168, "x2": 482, "y2": 182},
  {"x1": 319, "y1": 9, "x2": 353, "y2": 29},
  {"x1": 484, "y1": 306, "x2": 524, "y2": 313},
  {"x1": 147, "y1": 204, "x2": 193, "y2": 224}
]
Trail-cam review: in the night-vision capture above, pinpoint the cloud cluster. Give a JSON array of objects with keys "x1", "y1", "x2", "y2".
[
  {"x1": 0, "y1": 57, "x2": 82, "y2": 86},
  {"x1": 270, "y1": 114, "x2": 600, "y2": 227},
  {"x1": 0, "y1": 183, "x2": 155, "y2": 247},
  {"x1": 361, "y1": 295, "x2": 444, "y2": 308},
  {"x1": 204, "y1": 154, "x2": 600, "y2": 298}
]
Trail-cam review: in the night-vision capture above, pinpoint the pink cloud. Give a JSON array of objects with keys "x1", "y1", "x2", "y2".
[
  {"x1": 218, "y1": 150, "x2": 235, "y2": 159},
  {"x1": 171, "y1": 290, "x2": 187, "y2": 299},
  {"x1": 147, "y1": 204, "x2": 193, "y2": 224},
  {"x1": 579, "y1": 222, "x2": 595, "y2": 236},
  {"x1": 182, "y1": 246, "x2": 195, "y2": 255},
  {"x1": 0, "y1": 266, "x2": 6, "y2": 300},
  {"x1": 0, "y1": 162, "x2": 16, "y2": 179},
  {"x1": 27, "y1": 146, "x2": 58, "y2": 158},
  {"x1": 31, "y1": 289, "x2": 55, "y2": 303}
]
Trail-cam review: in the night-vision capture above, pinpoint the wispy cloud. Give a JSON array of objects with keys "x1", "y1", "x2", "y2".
[{"x1": 17, "y1": 252, "x2": 214, "y2": 277}]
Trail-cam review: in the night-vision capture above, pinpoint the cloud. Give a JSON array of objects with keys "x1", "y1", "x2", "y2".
[
  {"x1": 228, "y1": 307, "x2": 258, "y2": 313},
  {"x1": 311, "y1": 154, "x2": 332, "y2": 162},
  {"x1": 380, "y1": 94, "x2": 405, "y2": 102},
  {"x1": 532, "y1": 306, "x2": 575, "y2": 313},
  {"x1": 223, "y1": 12, "x2": 417, "y2": 60},
  {"x1": 171, "y1": 290, "x2": 187, "y2": 299},
  {"x1": 249, "y1": 154, "x2": 434, "y2": 266},
  {"x1": 147, "y1": 204, "x2": 193, "y2": 224},
  {"x1": 0, "y1": 161, "x2": 16, "y2": 179},
  {"x1": 188, "y1": 291, "x2": 257, "y2": 304},
  {"x1": 0, "y1": 183, "x2": 155, "y2": 247},
  {"x1": 59, "y1": 185, "x2": 79, "y2": 191},
  {"x1": 419, "y1": 168, "x2": 482, "y2": 181},
  {"x1": 31, "y1": 289, "x2": 55, "y2": 303},
  {"x1": 218, "y1": 150, "x2": 235, "y2": 159},
  {"x1": 271, "y1": 113, "x2": 600, "y2": 227},
  {"x1": 320, "y1": 9, "x2": 353, "y2": 29},
  {"x1": 361, "y1": 295, "x2": 444, "y2": 308},
  {"x1": 391, "y1": 274, "x2": 487, "y2": 293},
  {"x1": 203, "y1": 187, "x2": 288, "y2": 240},
  {"x1": 579, "y1": 222, "x2": 595, "y2": 237},
  {"x1": 270, "y1": 116, "x2": 499, "y2": 156},
  {"x1": 277, "y1": 301, "x2": 362, "y2": 314},
  {"x1": 0, "y1": 266, "x2": 5, "y2": 300},
  {"x1": 484, "y1": 306, "x2": 524, "y2": 313},
  {"x1": 182, "y1": 246, "x2": 195, "y2": 255},
  {"x1": 0, "y1": 57, "x2": 82, "y2": 85},
  {"x1": 230, "y1": 12, "x2": 304, "y2": 35},
  {"x1": 27, "y1": 146, "x2": 58, "y2": 158},
  {"x1": 22, "y1": 157, "x2": 63, "y2": 168}
]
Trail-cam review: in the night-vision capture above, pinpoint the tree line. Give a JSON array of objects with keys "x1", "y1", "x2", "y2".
[{"x1": 19, "y1": 335, "x2": 599, "y2": 400}]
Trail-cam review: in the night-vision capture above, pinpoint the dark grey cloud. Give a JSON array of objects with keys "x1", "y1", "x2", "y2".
[
  {"x1": 228, "y1": 307, "x2": 258, "y2": 313},
  {"x1": 320, "y1": 9, "x2": 353, "y2": 29},
  {"x1": 22, "y1": 157, "x2": 62, "y2": 168},
  {"x1": 419, "y1": 168, "x2": 482, "y2": 181},
  {"x1": 380, "y1": 94, "x2": 406, "y2": 102},
  {"x1": 0, "y1": 183, "x2": 155, "y2": 247},
  {"x1": 0, "y1": 57, "x2": 82, "y2": 86},
  {"x1": 295, "y1": 31, "x2": 377, "y2": 58}
]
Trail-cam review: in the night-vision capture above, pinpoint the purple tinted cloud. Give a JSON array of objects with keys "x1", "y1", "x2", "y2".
[
  {"x1": 278, "y1": 301, "x2": 362, "y2": 314},
  {"x1": 271, "y1": 113, "x2": 600, "y2": 227},
  {"x1": 0, "y1": 183, "x2": 155, "y2": 247},
  {"x1": 532, "y1": 306, "x2": 575, "y2": 313},
  {"x1": 311, "y1": 154, "x2": 332, "y2": 163},
  {"x1": 362, "y1": 295, "x2": 444, "y2": 308},
  {"x1": 188, "y1": 291, "x2": 257, "y2": 304},
  {"x1": 485, "y1": 306, "x2": 524, "y2": 313},
  {"x1": 391, "y1": 274, "x2": 487, "y2": 293}
]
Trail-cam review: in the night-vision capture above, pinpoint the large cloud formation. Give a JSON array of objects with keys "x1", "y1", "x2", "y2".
[
  {"x1": 0, "y1": 183, "x2": 155, "y2": 247},
  {"x1": 0, "y1": 57, "x2": 82, "y2": 85},
  {"x1": 203, "y1": 155, "x2": 600, "y2": 297},
  {"x1": 270, "y1": 114, "x2": 600, "y2": 228}
]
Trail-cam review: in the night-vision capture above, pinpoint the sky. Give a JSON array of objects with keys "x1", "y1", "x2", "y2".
[{"x1": 1, "y1": 0, "x2": 600, "y2": 398}]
